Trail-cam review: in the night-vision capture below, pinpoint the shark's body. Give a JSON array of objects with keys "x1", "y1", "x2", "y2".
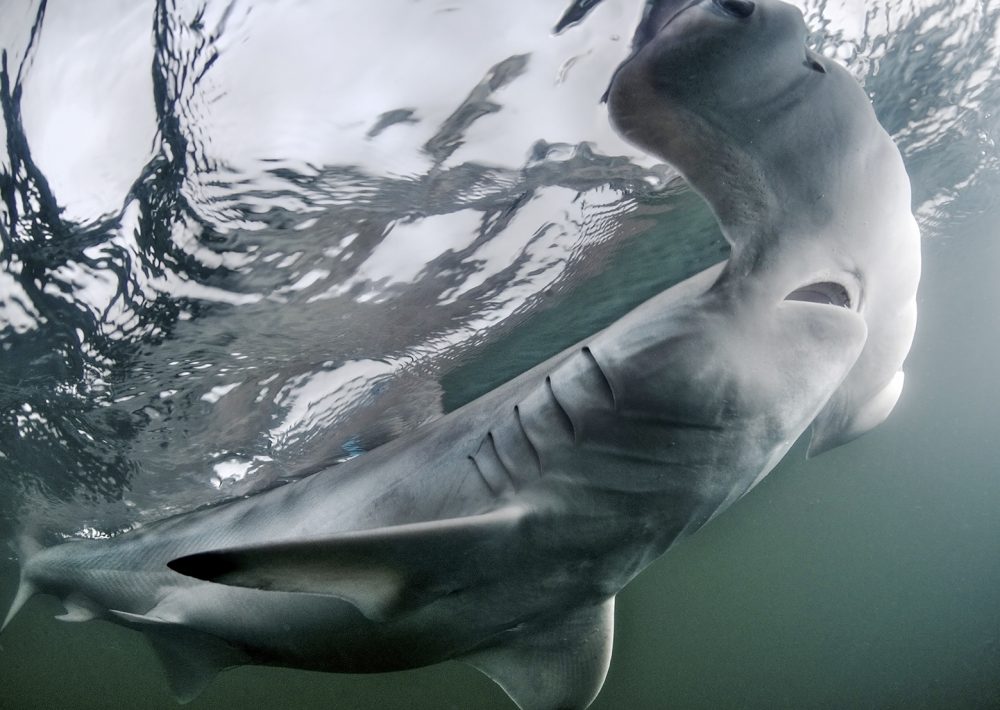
[{"x1": 2, "y1": 1, "x2": 920, "y2": 709}]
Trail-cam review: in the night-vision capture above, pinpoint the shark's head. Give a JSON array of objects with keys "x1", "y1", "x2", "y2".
[
  {"x1": 608, "y1": 0, "x2": 920, "y2": 456},
  {"x1": 617, "y1": 0, "x2": 821, "y2": 120}
]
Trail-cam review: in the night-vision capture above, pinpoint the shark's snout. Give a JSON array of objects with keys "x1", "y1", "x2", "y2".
[{"x1": 634, "y1": 0, "x2": 756, "y2": 47}]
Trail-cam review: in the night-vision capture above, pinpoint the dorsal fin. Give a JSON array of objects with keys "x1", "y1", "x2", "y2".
[{"x1": 461, "y1": 598, "x2": 615, "y2": 710}]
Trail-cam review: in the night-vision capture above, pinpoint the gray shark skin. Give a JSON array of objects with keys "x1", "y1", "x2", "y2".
[
  {"x1": 609, "y1": 0, "x2": 920, "y2": 455},
  {"x1": 1, "y1": 1, "x2": 919, "y2": 709}
]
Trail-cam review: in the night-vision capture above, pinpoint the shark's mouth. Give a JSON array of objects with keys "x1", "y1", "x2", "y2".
[{"x1": 784, "y1": 281, "x2": 853, "y2": 309}]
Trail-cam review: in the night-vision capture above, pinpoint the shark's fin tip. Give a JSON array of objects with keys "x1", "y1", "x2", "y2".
[
  {"x1": 2, "y1": 531, "x2": 44, "y2": 633},
  {"x1": 112, "y1": 605, "x2": 245, "y2": 703},
  {"x1": 1, "y1": 579, "x2": 36, "y2": 633}
]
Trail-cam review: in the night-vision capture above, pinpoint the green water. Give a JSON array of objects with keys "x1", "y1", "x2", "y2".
[{"x1": 3, "y1": 202, "x2": 999, "y2": 710}]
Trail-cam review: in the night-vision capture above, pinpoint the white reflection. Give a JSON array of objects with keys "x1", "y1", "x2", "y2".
[
  {"x1": 11, "y1": 0, "x2": 649, "y2": 224},
  {"x1": 0, "y1": 269, "x2": 40, "y2": 334},
  {"x1": 19, "y1": 0, "x2": 156, "y2": 223},
  {"x1": 200, "y1": 1, "x2": 646, "y2": 176},
  {"x1": 323, "y1": 209, "x2": 484, "y2": 300},
  {"x1": 201, "y1": 382, "x2": 240, "y2": 403},
  {"x1": 269, "y1": 358, "x2": 396, "y2": 446},
  {"x1": 442, "y1": 184, "x2": 618, "y2": 305}
]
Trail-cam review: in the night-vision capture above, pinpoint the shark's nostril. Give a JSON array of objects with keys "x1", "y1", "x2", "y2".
[{"x1": 713, "y1": 0, "x2": 756, "y2": 19}]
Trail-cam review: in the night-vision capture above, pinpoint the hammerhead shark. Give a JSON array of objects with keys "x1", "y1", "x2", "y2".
[{"x1": 1, "y1": 1, "x2": 919, "y2": 708}]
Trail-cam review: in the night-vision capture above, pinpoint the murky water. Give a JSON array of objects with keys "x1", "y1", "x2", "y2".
[{"x1": 1, "y1": 0, "x2": 999, "y2": 707}]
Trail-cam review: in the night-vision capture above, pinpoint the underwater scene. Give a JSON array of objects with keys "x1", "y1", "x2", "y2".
[{"x1": 1, "y1": 0, "x2": 999, "y2": 707}]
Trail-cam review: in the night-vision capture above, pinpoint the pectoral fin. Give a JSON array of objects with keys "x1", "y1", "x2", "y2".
[
  {"x1": 462, "y1": 597, "x2": 615, "y2": 710},
  {"x1": 55, "y1": 593, "x2": 99, "y2": 623},
  {"x1": 168, "y1": 505, "x2": 526, "y2": 622},
  {"x1": 808, "y1": 370, "x2": 905, "y2": 456}
]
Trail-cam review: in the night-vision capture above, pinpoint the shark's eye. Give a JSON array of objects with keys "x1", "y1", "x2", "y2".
[
  {"x1": 804, "y1": 50, "x2": 828, "y2": 74},
  {"x1": 712, "y1": 0, "x2": 756, "y2": 19},
  {"x1": 785, "y1": 281, "x2": 852, "y2": 309}
]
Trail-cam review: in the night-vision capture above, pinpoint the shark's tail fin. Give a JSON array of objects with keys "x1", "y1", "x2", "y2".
[{"x1": 2, "y1": 532, "x2": 43, "y2": 633}]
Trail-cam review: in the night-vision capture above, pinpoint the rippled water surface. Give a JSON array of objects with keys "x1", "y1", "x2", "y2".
[{"x1": 1, "y1": 0, "x2": 999, "y2": 707}]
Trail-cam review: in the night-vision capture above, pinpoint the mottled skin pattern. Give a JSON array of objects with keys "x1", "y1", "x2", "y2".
[{"x1": 3, "y1": 1, "x2": 919, "y2": 709}]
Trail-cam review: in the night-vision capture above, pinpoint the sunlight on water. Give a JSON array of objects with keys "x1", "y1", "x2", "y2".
[{"x1": 0, "y1": 0, "x2": 677, "y2": 527}]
